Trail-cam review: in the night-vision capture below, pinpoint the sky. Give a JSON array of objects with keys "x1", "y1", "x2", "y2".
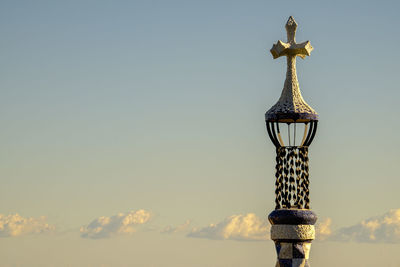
[{"x1": 1, "y1": 0, "x2": 400, "y2": 266}]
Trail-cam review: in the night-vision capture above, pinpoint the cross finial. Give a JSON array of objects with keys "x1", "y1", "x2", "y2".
[
  {"x1": 270, "y1": 16, "x2": 313, "y2": 59},
  {"x1": 265, "y1": 16, "x2": 318, "y2": 123}
]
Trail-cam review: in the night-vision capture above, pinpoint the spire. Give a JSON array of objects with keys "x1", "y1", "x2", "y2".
[{"x1": 266, "y1": 16, "x2": 318, "y2": 123}]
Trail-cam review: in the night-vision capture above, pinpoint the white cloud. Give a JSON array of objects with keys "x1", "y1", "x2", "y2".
[
  {"x1": 162, "y1": 220, "x2": 191, "y2": 234},
  {"x1": 188, "y1": 213, "x2": 270, "y2": 241},
  {"x1": 316, "y1": 218, "x2": 332, "y2": 240},
  {"x1": 80, "y1": 209, "x2": 151, "y2": 239},
  {"x1": 0, "y1": 213, "x2": 54, "y2": 237},
  {"x1": 331, "y1": 209, "x2": 400, "y2": 243}
]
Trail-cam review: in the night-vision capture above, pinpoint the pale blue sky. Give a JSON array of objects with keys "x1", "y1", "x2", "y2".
[{"x1": 1, "y1": 0, "x2": 400, "y2": 266}]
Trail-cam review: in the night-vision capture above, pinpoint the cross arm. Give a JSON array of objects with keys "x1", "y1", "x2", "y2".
[{"x1": 270, "y1": 40, "x2": 313, "y2": 59}]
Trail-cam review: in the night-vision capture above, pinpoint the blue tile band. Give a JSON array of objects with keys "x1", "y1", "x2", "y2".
[{"x1": 269, "y1": 209, "x2": 317, "y2": 225}]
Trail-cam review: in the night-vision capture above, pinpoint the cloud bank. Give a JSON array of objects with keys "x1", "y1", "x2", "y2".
[
  {"x1": 80, "y1": 209, "x2": 151, "y2": 239},
  {"x1": 188, "y1": 213, "x2": 269, "y2": 241},
  {"x1": 162, "y1": 220, "x2": 191, "y2": 234},
  {"x1": 331, "y1": 209, "x2": 400, "y2": 243},
  {"x1": 316, "y1": 218, "x2": 332, "y2": 241},
  {"x1": 0, "y1": 213, "x2": 54, "y2": 237}
]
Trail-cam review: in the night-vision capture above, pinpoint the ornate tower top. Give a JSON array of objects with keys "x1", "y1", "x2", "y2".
[
  {"x1": 266, "y1": 16, "x2": 318, "y2": 123},
  {"x1": 265, "y1": 17, "x2": 320, "y2": 267}
]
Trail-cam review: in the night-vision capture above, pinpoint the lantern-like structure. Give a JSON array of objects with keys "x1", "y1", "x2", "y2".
[{"x1": 266, "y1": 16, "x2": 318, "y2": 267}]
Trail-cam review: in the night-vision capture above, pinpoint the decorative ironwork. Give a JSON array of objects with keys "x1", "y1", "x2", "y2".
[
  {"x1": 274, "y1": 146, "x2": 310, "y2": 210},
  {"x1": 266, "y1": 121, "x2": 318, "y2": 148}
]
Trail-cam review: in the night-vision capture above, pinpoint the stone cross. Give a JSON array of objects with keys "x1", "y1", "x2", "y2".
[{"x1": 266, "y1": 16, "x2": 317, "y2": 123}]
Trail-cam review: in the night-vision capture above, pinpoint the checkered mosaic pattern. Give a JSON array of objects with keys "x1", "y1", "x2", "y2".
[{"x1": 274, "y1": 241, "x2": 311, "y2": 267}]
